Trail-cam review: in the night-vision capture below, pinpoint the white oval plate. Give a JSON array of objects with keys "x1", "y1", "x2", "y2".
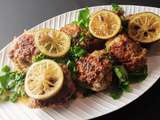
[{"x1": 0, "y1": 5, "x2": 160, "y2": 120}]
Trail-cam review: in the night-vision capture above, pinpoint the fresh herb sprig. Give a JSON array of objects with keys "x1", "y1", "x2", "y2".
[
  {"x1": 73, "y1": 7, "x2": 90, "y2": 29},
  {"x1": 32, "y1": 53, "x2": 48, "y2": 62},
  {"x1": 128, "y1": 65, "x2": 148, "y2": 83},
  {"x1": 0, "y1": 65, "x2": 26, "y2": 102},
  {"x1": 112, "y1": 3, "x2": 123, "y2": 14},
  {"x1": 69, "y1": 46, "x2": 87, "y2": 61},
  {"x1": 113, "y1": 65, "x2": 131, "y2": 92},
  {"x1": 111, "y1": 65, "x2": 148, "y2": 99},
  {"x1": 68, "y1": 45, "x2": 87, "y2": 79}
]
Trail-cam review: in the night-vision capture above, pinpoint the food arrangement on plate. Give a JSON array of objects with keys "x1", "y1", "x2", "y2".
[{"x1": 0, "y1": 4, "x2": 160, "y2": 108}]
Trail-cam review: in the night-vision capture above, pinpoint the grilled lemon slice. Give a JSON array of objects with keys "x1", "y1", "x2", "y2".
[
  {"x1": 25, "y1": 59, "x2": 64, "y2": 100},
  {"x1": 128, "y1": 12, "x2": 160, "y2": 43},
  {"x1": 35, "y1": 28, "x2": 71, "y2": 57},
  {"x1": 89, "y1": 10, "x2": 121, "y2": 39}
]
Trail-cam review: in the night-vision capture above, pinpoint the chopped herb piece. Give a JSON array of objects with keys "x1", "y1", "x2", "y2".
[
  {"x1": 9, "y1": 93, "x2": 18, "y2": 103},
  {"x1": 67, "y1": 60, "x2": 77, "y2": 79},
  {"x1": 120, "y1": 81, "x2": 132, "y2": 92},
  {"x1": 79, "y1": 32, "x2": 85, "y2": 42},
  {"x1": 111, "y1": 65, "x2": 147, "y2": 99},
  {"x1": 1, "y1": 65, "x2": 10, "y2": 73},
  {"x1": 0, "y1": 65, "x2": 26, "y2": 102},
  {"x1": 69, "y1": 46, "x2": 87, "y2": 61},
  {"x1": 128, "y1": 65, "x2": 148, "y2": 83},
  {"x1": 32, "y1": 53, "x2": 47, "y2": 62},
  {"x1": 112, "y1": 65, "x2": 131, "y2": 95},
  {"x1": 112, "y1": 3, "x2": 123, "y2": 13},
  {"x1": 73, "y1": 7, "x2": 90, "y2": 29},
  {"x1": 110, "y1": 87, "x2": 123, "y2": 99},
  {"x1": 113, "y1": 65, "x2": 128, "y2": 83}
]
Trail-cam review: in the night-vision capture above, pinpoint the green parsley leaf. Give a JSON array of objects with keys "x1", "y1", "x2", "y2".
[
  {"x1": 0, "y1": 65, "x2": 26, "y2": 102},
  {"x1": 32, "y1": 53, "x2": 47, "y2": 62},
  {"x1": 79, "y1": 32, "x2": 85, "y2": 42},
  {"x1": 128, "y1": 65, "x2": 148, "y2": 83},
  {"x1": 67, "y1": 60, "x2": 77, "y2": 79},
  {"x1": 120, "y1": 81, "x2": 132, "y2": 92},
  {"x1": 0, "y1": 74, "x2": 10, "y2": 89},
  {"x1": 69, "y1": 46, "x2": 87, "y2": 61},
  {"x1": 73, "y1": 7, "x2": 90, "y2": 29},
  {"x1": 112, "y1": 3, "x2": 123, "y2": 13},
  {"x1": 1, "y1": 65, "x2": 10, "y2": 73},
  {"x1": 113, "y1": 65, "x2": 131, "y2": 92},
  {"x1": 9, "y1": 93, "x2": 18, "y2": 103},
  {"x1": 113, "y1": 65, "x2": 128, "y2": 83},
  {"x1": 110, "y1": 87, "x2": 123, "y2": 99}
]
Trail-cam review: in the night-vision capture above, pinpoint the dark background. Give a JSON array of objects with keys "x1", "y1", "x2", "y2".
[{"x1": 0, "y1": 0, "x2": 159, "y2": 120}]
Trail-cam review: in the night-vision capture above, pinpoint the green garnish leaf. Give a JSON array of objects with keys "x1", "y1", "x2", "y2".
[
  {"x1": 73, "y1": 7, "x2": 90, "y2": 29},
  {"x1": 113, "y1": 65, "x2": 128, "y2": 83},
  {"x1": 1, "y1": 65, "x2": 10, "y2": 73},
  {"x1": 79, "y1": 32, "x2": 85, "y2": 42},
  {"x1": 113, "y1": 65, "x2": 131, "y2": 93},
  {"x1": 120, "y1": 81, "x2": 132, "y2": 92},
  {"x1": 112, "y1": 3, "x2": 123, "y2": 13},
  {"x1": 0, "y1": 75, "x2": 10, "y2": 89},
  {"x1": 67, "y1": 60, "x2": 77, "y2": 79},
  {"x1": 69, "y1": 46, "x2": 87, "y2": 61},
  {"x1": 32, "y1": 53, "x2": 47, "y2": 62},
  {"x1": 0, "y1": 65, "x2": 26, "y2": 102},
  {"x1": 9, "y1": 93, "x2": 18, "y2": 103},
  {"x1": 110, "y1": 87, "x2": 123, "y2": 99},
  {"x1": 128, "y1": 65, "x2": 148, "y2": 83},
  {"x1": 111, "y1": 65, "x2": 148, "y2": 99}
]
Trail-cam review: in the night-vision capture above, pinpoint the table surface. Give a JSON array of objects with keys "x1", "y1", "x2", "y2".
[{"x1": 0, "y1": 0, "x2": 159, "y2": 120}]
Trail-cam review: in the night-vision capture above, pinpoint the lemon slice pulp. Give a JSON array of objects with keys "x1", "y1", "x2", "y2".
[
  {"x1": 25, "y1": 59, "x2": 64, "y2": 100},
  {"x1": 89, "y1": 10, "x2": 121, "y2": 39},
  {"x1": 35, "y1": 28, "x2": 71, "y2": 57},
  {"x1": 128, "y1": 12, "x2": 160, "y2": 43}
]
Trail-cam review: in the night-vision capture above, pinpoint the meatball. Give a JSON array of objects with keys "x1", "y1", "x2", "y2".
[
  {"x1": 9, "y1": 33, "x2": 39, "y2": 72},
  {"x1": 106, "y1": 34, "x2": 147, "y2": 71},
  {"x1": 29, "y1": 64, "x2": 76, "y2": 108},
  {"x1": 60, "y1": 24, "x2": 105, "y2": 52},
  {"x1": 76, "y1": 50, "x2": 112, "y2": 92},
  {"x1": 60, "y1": 24, "x2": 81, "y2": 38}
]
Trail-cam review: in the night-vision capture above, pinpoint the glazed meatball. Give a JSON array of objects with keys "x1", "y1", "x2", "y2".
[
  {"x1": 76, "y1": 50, "x2": 112, "y2": 92},
  {"x1": 9, "y1": 33, "x2": 39, "y2": 72},
  {"x1": 106, "y1": 34, "x2": 147, "y2": 71}
]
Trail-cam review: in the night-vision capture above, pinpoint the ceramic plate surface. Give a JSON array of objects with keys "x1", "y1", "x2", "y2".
[{"x1": 0, "y1": 5, "x2": 160, "y2": 120}]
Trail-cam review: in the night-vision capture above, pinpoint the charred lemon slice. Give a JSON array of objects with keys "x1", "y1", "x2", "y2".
[
  {"x1": 89, "y1": 10, "x2": 121, "y2": 39},
  {"x1": 35, "y1": 28, "x2": 71, "y2": 57},
  {"x1": 25, "y1": 59, "x2": 64, "y2": 100},
  {"x1": 128, "y1": 12, "x2": 160, "y2": 43}
]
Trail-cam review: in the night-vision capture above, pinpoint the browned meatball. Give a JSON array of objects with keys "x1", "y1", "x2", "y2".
[
  {"x1": 60, "y1": 24, "x2": 105, "y2": 52},
  {"x1": 106, "y1": 34, "x2": 147, "y2": 71},
  {"x1": 29, "y1": 64, "x2": 76, "y2": 108},
  {"x1": 60, "y1": 24, "x2": 81, "y2": 38},
  {"x1": 9, "y1": 33, "x2": 39, "y2": 72},
  {"x1": 76, "y1": 50, "x2": 112, "y2": 92}
]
